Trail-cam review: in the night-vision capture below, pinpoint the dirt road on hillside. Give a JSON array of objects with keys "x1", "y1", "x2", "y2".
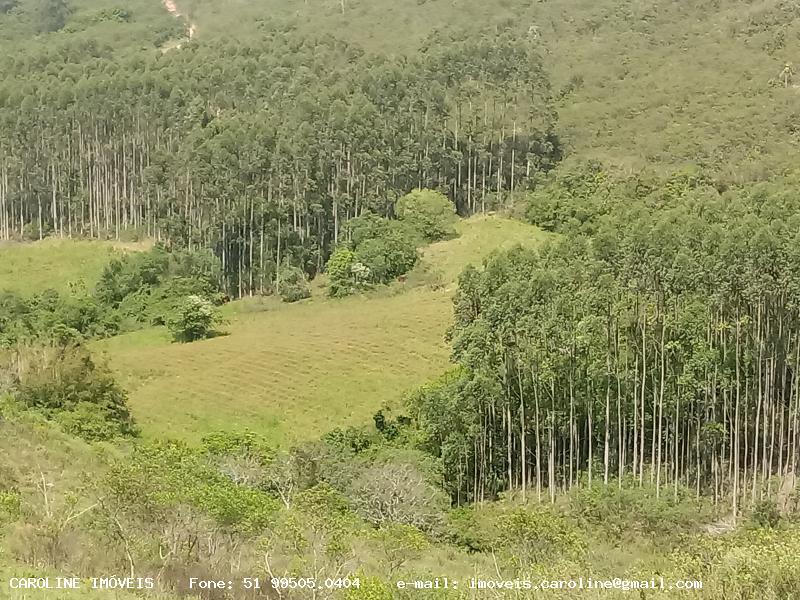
[{"x1": 162, "y1": 0, "x2": 196, "y2": 39}]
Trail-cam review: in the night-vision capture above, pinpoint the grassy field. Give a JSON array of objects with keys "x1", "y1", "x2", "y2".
[
  {"x1": 94, "y1": 216, "x2": 547, "y2": 445},
  {"x1": 0, "y1": 240, "x2": 149, "y2": 296}
]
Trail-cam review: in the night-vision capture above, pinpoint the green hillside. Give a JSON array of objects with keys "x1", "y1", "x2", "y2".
[
  {"x1": 3, "y1": 0, "x2": 800, "y2": 597},
  {"x1": 0, "y1": 0, "x2": 182, "y2": 49},
  {"x1": 177, "y1": 0, "x2": 800, "y2": 176},
  {"x1": 0, "y1": 240, "x2": 150, "y2": 295},
  {"x1": 93, "y1": 216, "x2": 547, "y2": 444}
]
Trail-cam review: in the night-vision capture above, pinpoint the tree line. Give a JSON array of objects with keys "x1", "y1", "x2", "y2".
[
  {"x1": 0, "y1": 26, "x2": 560, "y2": 296},
  {"x1": 411, "y1": 166, "x2": 800, "y2": 518}
]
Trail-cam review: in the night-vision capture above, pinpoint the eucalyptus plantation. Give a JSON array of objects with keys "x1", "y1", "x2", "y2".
[
  {"x1": 0, "y1": 27, "x2": 559, "y2": 296},
  {"x1": 412, "y1": 172, "x2": 800, "y2": 516}
]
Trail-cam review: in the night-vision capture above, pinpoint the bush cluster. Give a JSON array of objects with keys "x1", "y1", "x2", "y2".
[
  {"x1": 326, "y1": 189, "x2": 457, "y2": 296},
  {"x1": 13, "y1": 344, "x2": 137, "y2": 440},
  {"x1": 0, "y1": 246, "x2": 225, "y2": 348}
]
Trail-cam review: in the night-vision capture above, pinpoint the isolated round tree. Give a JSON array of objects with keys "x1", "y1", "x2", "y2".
[
  {"x1": 395, "y1": 189, "x2": 457, "y2": 242},
  {"x1": 166, "y1": 295, "x2": 221, "y2": 342}
]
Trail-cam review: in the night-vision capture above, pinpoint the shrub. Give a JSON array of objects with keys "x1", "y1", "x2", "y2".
[
  {"x1": 168, "y1": 248, "x2": 222, "y2": 289},
  {"x1": 107, "y1": 440, "x2": 280, "y2": 536},
  {"x1": 95, "y1": 249, "x2": 169, "y2": 307},
  {"x1": 567, "y1": 480, "x2": 712, "y2": 539},
  {"x1": 324, "y1": 426, "x2": 373, "y2": 454},
  {"x1": 354, "y1": 224, "x2": 418, "y2": 284},
  {"x1": 371, "y1": 522, "x2": 428, "y2": 574},
  {"x1": 1, "y1": 289, "x2": 118, "y2": 345},
  {"x1": 202, "y1": 430, "x2": 273, "y2": 463},
  {"x1": 0, "y1": 491, "x2": 21, "y2": 523},
  {"x1": 56, "y1": 401, "x2": 127, "y2": 441},
  {"x1": 327, "y1": 247, "x2": 359, "y2": 297},
  {"x1": 166, "y1": 295, "x2": 223, "y2": 342},
  {"x1": 751, "y1": 499, "x2": 782, "y2": 529},
  {"x1": 395, "y1": 188, "x2": 457, "y2": 241},
  {"x1": 277, "y1": 264, "x2": 311, "y2": 303},
  {"x1": 92, "y1": 7, "x2": 129, "y2": 22},
  {"x1": 346, "y1": 213, "x2": 393, "y2": 247},
  {"x1": 328, "y1": 216, "x2": 418, "y2": 295},
  {"x1": 96, "y1": 247, "x2": 221, "y2": 319},
  {"x1": 14, "y1": 345, "x2": 136, "y2": 440},
  {"x1": 495, "y1": 506, "x2": 586, "y2": 566}
]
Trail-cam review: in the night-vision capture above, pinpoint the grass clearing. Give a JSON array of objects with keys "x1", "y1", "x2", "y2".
[
  {"x1": 0, "y1": 239, "x2": 150, "y2": 296},
  {"x1": 96, "y1": 216, "x2": 545, "y2": 445},
  {"x1": 421, "y1": 214, "x2": 552, "y2": 285}
]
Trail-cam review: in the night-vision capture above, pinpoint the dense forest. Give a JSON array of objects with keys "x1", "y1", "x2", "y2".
[
  {"x1": 413, "y1": 167, "x2": 800, "y2": 517},
  {"x1": 0, "y1": 25, "x2": 559, "y2": 295}
]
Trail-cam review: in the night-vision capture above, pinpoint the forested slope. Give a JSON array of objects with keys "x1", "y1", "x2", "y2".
[
  {"x1": 0, "y1": 0, "x2": 181, "y2": 48},
  {"x1": 4, "y1": 0, "x2": 800, "y2": 597},
  {"x1": 0, "y1": 15, "x2": 558, "y2": 295},
  {"x1": 180, "y1": 0, "x2": 800, "y2": 176},
  {"x1": 4, "y1": 0, "x2": 799, "y2": 296}
]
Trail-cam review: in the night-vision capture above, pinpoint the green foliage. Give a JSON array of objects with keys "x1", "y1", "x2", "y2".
[
  {"x1": 417, "y1": 168, "x2": 800, "y2": 507},
  {"x1": 95, "y1": 249, "x2": 169, "y2": 307},
  {"x1": 444, "y1": 506, "x2": 489, "y2": 552},
  {"x1": 346, "y1": 213, "x2": 395, "y2": 248},
  {"x1": 344, "y1": 576, "x2": 392, "y2": 600},
  {"x1": 329, "y1": 215, "x2": 419, "y2": 296},
  {"x1": 406, "y1": 368, "x2": 484, "y2": 500},
  {"x1": 671, "y1": 527, "x2": 800, "y2": 599},
  {"x1": 568, "y1": 482, "x2": 713, "y2": 540},
  {"x1": 165, "y1": 294, "x2": 223, "y2": 342},
  {"x1": 91, "y1": 216, "x2": 535, "y2": 445},
  {"x1": 396, "y1": 189, "x2": 457, "y2": 242},
  {"x1": 371, "y1": 522, "x2": 428, "y2": 574},
  {"x1": 13, "y1": 345, "x2": 136, "y2": 440},
  {"x1": 0, "y1": 490, "x2": 21, "y2": 522},
  {"x1": 6, "y1": 1, "x2": 800, "y2": 590},
  {"x1": 494, "y1": 506, "x2": 586, "y2": 566},
  {"x1": 277, "y1": 264, "x2": 311, "y2": 303},
  {"x1": 0, "y1": 288, "x2": 119, "y2": 346},
  {"x1": 327, "y1": 246, "x2": 360, "y2": 297},
  {"x1": 95, "y1": 247, "x2": 221, "y2": 323},
  {"x1": 260, "y1": 484, "x2": 359, "y2": 578},
  {"x1": 91, "y1": 7, "x2": 129, "y2": 23},
  {"x1": 107, "y1": 439, "x2": 281, "y2": 533},
  {"x1": 54, "y1": 400, "x2": 127, "y2": 441},
  {"x1": 750, "y1": 499, "x2": 782, "y2": 529},
  {"x1": 0, "y1": 24, "x2": 555, "y2": 296},
  {"x1": 119, "y1": 275, "x2": 217, "y2": 327},
  {"x1": 201, "y1": 429, "x2": 274, "y2": 463},
  {"x1": 354, "y1": 225, "x2": 418, "y2": 284},
  {"x1": 35, "y1": 0, "x2": 70, "y2": 32},
  {"x1": 323, "y1": 426, "x2": 373, "y2": 454},
  {"x1": 525, "y1": 160, "x2": 611, "y2": 233}
]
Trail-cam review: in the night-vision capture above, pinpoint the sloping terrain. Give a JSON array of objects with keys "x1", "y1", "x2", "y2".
[
  {"x1": 0, "y1": 240, "x2": 150, "y2": 296},
  {"x1": 178, "y1": 0, "x2": 800, "y2": 177},
  {"x1": 94, "y1": 216, "x2": 547, "y2": 444}
]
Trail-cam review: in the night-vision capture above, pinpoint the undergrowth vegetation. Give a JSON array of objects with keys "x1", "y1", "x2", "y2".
[{"x1": 1, "y1": 402, "x2": 799, "y2": 599}]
